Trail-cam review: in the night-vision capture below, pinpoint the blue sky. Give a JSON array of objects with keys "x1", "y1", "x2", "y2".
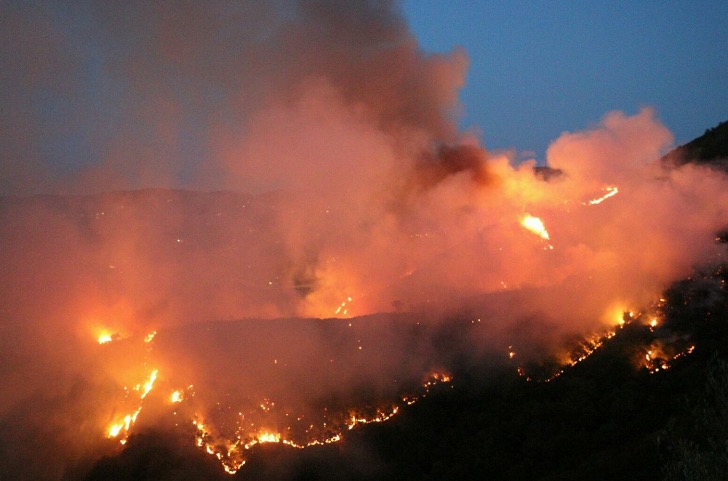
[
  {"x1": 402, "y1": 1, "x2": 728, "y2": 160},
  {"x1": 2, "y1": 1, "x2": 726, "y2": 194}
]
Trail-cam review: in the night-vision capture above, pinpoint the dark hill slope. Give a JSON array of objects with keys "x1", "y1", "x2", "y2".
[{"x1": 663, "y1": 120, "x2": 728, "y2": 171}]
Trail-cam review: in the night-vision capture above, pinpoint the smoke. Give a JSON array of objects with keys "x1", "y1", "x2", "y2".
[
  {"x1": 0, "y1": 0, "x2": 465, "y2": 195},
  {"x1": 1, "y1": 1, "x2": 728, "y2": 479}
]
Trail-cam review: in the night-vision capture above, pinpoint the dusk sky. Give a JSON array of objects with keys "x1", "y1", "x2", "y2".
[
  {"x1": 2, "y1": 1, "x2": 727, "y2": 194},
  {"x1": 403, "y1": 0, "x2": 728, "y2": 161}
]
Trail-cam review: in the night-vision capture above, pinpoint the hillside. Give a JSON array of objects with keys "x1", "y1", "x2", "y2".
[
  {"x1": 663, "y1": 120, "x2": 728, "y2": 171},
  {"x1": 0, "y1": 121, "x2": 723, "y2": 481},
  {"x1": 69, "y1": 121, "x2": 728, "y2": 481},
  {"x1": 77, "y1": 254, "x2": 728, "y2": 481}
]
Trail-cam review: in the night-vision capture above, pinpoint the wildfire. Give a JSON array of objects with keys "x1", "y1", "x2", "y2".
[
  {"x1": 606, "y1": 306, "x2": 634, "y2": 327},
  {"x1": 516, "y1": 310, "x2": 634, "y2": 383},
  {"x1": 428, "y1": 372, "x2": 452, "y2": 383},
  {"x1": 139, "y1": 369, "x2": 158, "y2": 399},
  {"x1": 642, "y1": 344, "x2": 696, "y2": 374},
  {"x1": 106, "y1": 368, "x2": 159, "y2": 443},
  {"x1": 107, "y1": 409, "x2": 141, "y2": 443},
  {"x1": 585, "y1": 186, "x2": 619, "y2": 205},
  {"x1": 188, "y1": 371, "x2": 452, "y2": 475},
  {"x1": 96, "y1": 328, "x2": 122, "y2": 344},
  {"x1": 515, "y1": 300, "x2": 700, "y2": 383},
  {"x1": 256, "y1": 431, "x2": 281, "y2": 444},
  {"x1": 100, "y1": 330, "x2": 162, "y2": 445},
  {"x1": 92, "y1": 320, "x2": 453, "y2": 477},
  {"x1": 520, "y1": 214, "x2": 554, "y2": 249},
  {"x1": 98, "y1": 333, "x2": 113, "y2": 344},
  {"x1": 95, "y1": 328, "x2": 156, "y2": 345},
  {"x1": 521, "y1": 215, "x2": 550, "y2": 241}
]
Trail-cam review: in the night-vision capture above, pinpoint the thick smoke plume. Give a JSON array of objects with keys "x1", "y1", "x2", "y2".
[{"x1": 1, "y1": 1, "x2": 727, "y2": 479}]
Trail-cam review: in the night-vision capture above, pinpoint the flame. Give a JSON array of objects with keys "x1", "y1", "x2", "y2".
[
  {"x1": 107, "y1": 408, "x2": 141, "y2": 441},
  {"x1": 429, "y1": 372, "x2": 452, "y2": 383},
  {"x1": 188, "y1": 371, "x2": 452, "y2": 475},
  {"x1": 96, "y1": 328, "x2": 153, "y2": 345},
  {"x1": 585, "y1": 186, "x2": 619, "y2": 205},
  {"x1": 257, "y1": 432, "x2": 281, "y2": 443},
  {"x1": 520, "y1": 214, "x2": 550, "y2": 241},
  {"x1": 108, "y1": 421, "x2": 125, "y2": 438},
  {"x1": 515, "y1": 298, "x2": 699, "y2": 383},
  {"x1": 96, "y1": 329, "x2": 162, "y2": 444},
  {"x1": 139, "y1": 369, "x2": 158, "y2": 399},
  {"x1": 605, "y1": 305, "x2": 632, "y2": 327},
  {"x1": 85, "y1": 241, "x2": 456, "y2": 476},
  {"x1": 516, "y1": 309, "x2": 636, "y2": 383},
  {"x1": 97, "y1": 333, "x2": 113, "y2": 344},
  {"x1": 95, "y1": 327, "x2": 122, "y2": 344},
  {"x1": 106, "y1": 368, "x2": 159, "y2": 444},
  {"x1": 641, "y1": 343, "x2": 696, "y2": 374}
]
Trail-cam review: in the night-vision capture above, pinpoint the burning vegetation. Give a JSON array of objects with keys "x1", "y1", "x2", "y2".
[
  {"x1": 84, "y1": 314, "x2": 459, "y2": 476},
  {"x1": 75, "y1": 250, "x2": 728, "y2": 481},
  {"x1": 1, "y1": 115, "x2": 726, "y2": 478},
  {"x1": 78, "y1": 229, "x2": 727, "y2": 478}
]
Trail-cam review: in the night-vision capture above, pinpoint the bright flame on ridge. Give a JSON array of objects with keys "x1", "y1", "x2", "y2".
[
  {"x1": 521, "y1": 215, "x2": 550, "y2": 241},
  {"x1": 170, "y1": 390, "x2": 183, "y2": 403},
  {"x1": 188, "y1": 371, "x2": 452, "y2": 475},
  {"x1": 97, "y1": 333, "x2": 113, "y2": 344},
  {"x1": 586, "y1": 186, "x2": 619, "y2": 205}
]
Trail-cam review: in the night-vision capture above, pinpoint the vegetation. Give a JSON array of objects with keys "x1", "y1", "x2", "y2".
[{"x1": 662, "y1": 358, "x2": 728, "y2": 481}]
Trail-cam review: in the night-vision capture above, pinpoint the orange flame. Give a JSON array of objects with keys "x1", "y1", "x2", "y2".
[
  {"x1": 170, "y1": 390, "x2": 183, "y2": 403},
  {"x1": 521, "y1": 215, "x2": 550, "y2": 240},
  {"x1": 188, "y1": 371, "x2": 452, "y2": 475},
  {"x1": 97, "y1": 333, "x2": 113, "y2": 344},
  {"x1": 586, "y1": 186, "x2": 619, "y2": 205}
]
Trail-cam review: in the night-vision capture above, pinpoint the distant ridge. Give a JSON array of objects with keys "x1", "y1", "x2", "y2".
[{"x1": 663, "y1": 120, "x2": 728, "y2": 171}]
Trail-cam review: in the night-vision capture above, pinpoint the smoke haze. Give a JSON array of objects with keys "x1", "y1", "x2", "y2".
[{"x1": 1, "y1": 1, "x2": 728, "y2": 479}]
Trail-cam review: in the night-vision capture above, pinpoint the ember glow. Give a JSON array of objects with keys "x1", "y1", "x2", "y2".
[{"x1": 335, "y1": 296, "x2": 353, "y2": 316}]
